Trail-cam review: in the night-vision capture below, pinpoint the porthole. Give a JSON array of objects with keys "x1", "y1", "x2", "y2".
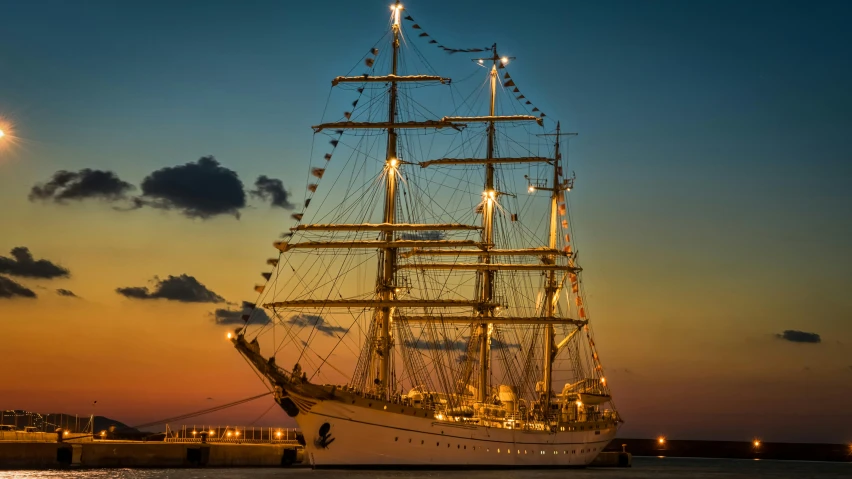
[
  {"x1": 497, "y1": 449, "x2": 500, "y2": 453},
  {"x1": 368, "y1": 403, "x2": 372, "y2": 407},
  {"x1": 464, "y1": 445, "x2": 466, "y2": 450},
  {"x1": 517, "y1": 450, "x2": 520, "y2": 454},
  {"x1": 437, "y1": 442, "x2": 440, "y2": 447},
  {"x1": 408, "y1": 438, "x2": 411, "y2": 443},
  {"x1": 421, "y1": 440, "x2": 424, "y2": 445},
  {"x1": 383, "y1": 405, "x2": 387, "y2": 410},
  {"x1": 457, "y1": 445, "x2": 460, "y2": 449},
  {"x1": 447, "y1": 443, "x2": 450, "y2": 448},
  {"x1": 394, "y1": 437, "x2": 398, "y2": 441},
  {"x1": 524, "y1": 450, "x2": 527, "y2": 454},
  {"x1": 554, "y1": 450, "x2": 558, "y2": 454}
]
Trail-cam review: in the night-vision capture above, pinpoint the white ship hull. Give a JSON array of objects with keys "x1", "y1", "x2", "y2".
[{"x1": 289, "y1": 391, "x2": 618, "y2": 468}]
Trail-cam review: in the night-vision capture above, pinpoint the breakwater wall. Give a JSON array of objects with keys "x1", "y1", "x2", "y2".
[
  {"x1": 606, "y1": 438, "x2": 852, "y2": 462},
  {"x1": 0, "y1": 441, "x2": 302, "y2": 469}
]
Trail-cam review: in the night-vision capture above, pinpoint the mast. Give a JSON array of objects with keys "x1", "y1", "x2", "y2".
[
  {"x1": 476, "y1": 44, "x2": 501, "y2": 402},
  {"x1": 376, "y1": 0, "x2": 403, "y2": 399},
  {"x1": 539, "y1": 122, "x2": 577, "y2": 408}
]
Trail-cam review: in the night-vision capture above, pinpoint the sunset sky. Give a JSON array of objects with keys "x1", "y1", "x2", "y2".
[{"x1": 1, "y1": 0, "x2": 850, "y2": 443}]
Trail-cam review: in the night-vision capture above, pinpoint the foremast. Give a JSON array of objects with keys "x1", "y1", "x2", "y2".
[{"x1": 374, "y1": 0, "x2": 404, "y2": 400}]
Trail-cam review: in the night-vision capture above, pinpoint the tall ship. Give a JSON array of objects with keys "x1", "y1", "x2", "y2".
[{"x1": 231, "y1": 1, "x2": 621, "y2": 468}]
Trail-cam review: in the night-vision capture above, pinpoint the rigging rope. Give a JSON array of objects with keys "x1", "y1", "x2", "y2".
[{"x1": 129, "y1": 392, "x2": 273, "y2": 430}]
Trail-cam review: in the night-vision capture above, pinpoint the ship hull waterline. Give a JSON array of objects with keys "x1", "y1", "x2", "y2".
[{"x1": 284, "y1": 390, "x2": 618, "y2": 468}]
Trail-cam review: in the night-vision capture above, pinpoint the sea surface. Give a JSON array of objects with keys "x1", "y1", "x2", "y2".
[{"x1": 1, "y1": 457, "x2": 849, "y2": 479}]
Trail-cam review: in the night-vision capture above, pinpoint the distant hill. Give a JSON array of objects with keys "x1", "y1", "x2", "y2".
[{"x1": 1, "y1": 410, "x2": 145, "y2": 436}]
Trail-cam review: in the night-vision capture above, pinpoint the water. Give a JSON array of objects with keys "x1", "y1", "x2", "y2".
[{"x1": 1, "y1": 457, "x2": 849, "y2": 479}]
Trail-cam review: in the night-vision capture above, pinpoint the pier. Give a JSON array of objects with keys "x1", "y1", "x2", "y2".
[{"x1": 0, "y1": 425, "x2": 304, "y2": 469}]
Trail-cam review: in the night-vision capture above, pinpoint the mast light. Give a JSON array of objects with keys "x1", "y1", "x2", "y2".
[
  {"x1": 389, "y1": 158, "x2": 399, "y2": 168},
  {"x1": 501, "y1": 57, "x2": 509, "y2": 65},
  {"x1": 528, "y1": 185, "x2": 535, "y2": 193}
]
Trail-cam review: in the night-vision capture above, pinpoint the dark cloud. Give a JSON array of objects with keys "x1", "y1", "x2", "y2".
[
  {"x1": 56, "y1": 289, "x2": 79, "y2": 298},
  {"x1": 138, "y1": 156, "x2": 246, "y2": 219},
  {"x1": 212, "y1": 301, "x2": 271, "y2": 325},
  {"x1": 491, "y1": 337, "x2": 521, "y2": 350},
  {"x1": 456, "y1": 353, "x2": 477, "y2": 364},
  {"x1": 776, "y1": 330, "x2": 821, "y2": 344},
  {"x1": 0, "y1": 275, "x2": 37, "y2": 299},
  {"x1": 404, "y1": 338, "x2": 467, "y2": 351},
  {"x1": 0, "y1": 247, "x2": 69, "y2": 279},
  {"x1": 399, "y1": 231, "x2": 446, "y2": 241},
  {"x1": 251, "y1": 176, "x2": 293, "y2": 209},
  {"x1": 116, "y1": 274, "x2": 225, "y2": 303},
  {"x1": 29, "y1": 169, "x2": 134, "y2": 203},
  {"x1": 285, "y1": 314, "x2": 346, "y2": 337}
]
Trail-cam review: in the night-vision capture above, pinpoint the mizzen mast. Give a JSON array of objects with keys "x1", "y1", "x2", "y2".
[{"x1": 536, "y1": 122, "x2": 577, "y2": 408}]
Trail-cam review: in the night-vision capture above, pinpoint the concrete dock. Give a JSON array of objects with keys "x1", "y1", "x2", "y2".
[{"x1": 0, "y1": 441, "x2": 303, "y2": 469}]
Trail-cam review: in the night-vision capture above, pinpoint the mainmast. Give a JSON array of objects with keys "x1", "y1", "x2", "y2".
[
  {"x1": 476, "y1": 44, "x2": 502, "y2": 403},
  {"x1": 376, "y1": 0, "x2": 404, "y2": 399}
]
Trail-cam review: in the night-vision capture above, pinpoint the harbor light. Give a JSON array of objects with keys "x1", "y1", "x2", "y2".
[
  {"x1": 276, "y1": 431, "x2": 282, "y2": 438},
  {"x1": 227, "y1": 332, "x2": 232, "y2": 339},
  {"x1": 753, "y1": 439, "x2": 761, "y2": 448},
  {"x1": 192, "y1": 431, "x2": 197, "y2": 435},
  {"x1": 0, "y1": 129, "x2": 4, "y2": 138},
  {"x1": 235, "y1": 431, "x2": 240, "y2": 437},
  {"x1": 227, "y1": 431, "x2": 232, "y2": 437},
  {"x1": 63, "y1": 431, "x2": 69, "y2": 436},
  {"x1": 658, "y1": 436, "x2": 666, "y2": 445},
  {"x1": 100, "y1": 431, "x2": 106, "y2": 437}
]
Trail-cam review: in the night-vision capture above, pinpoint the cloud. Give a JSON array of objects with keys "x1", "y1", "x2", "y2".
[
  {"x1": 0, "y1": 247, "x2": 69, "y2": 279},
  {"x1": 29, "y1": 169, "x2": 134, "y2": 203},
  {"x1": 404, "y1": 338, "x2": 467, "y2": 351},
  {"x1": 116, "y1": 274, "x2": 225, "y2": 303},
  {"x1": 399, "y1": 231, "x2": 446, "y2": 241},
  {"x1": 491, "y1": 337, "x2": 521, "y2": 349},
  {"x1": 251, "y1": 176, "x2": 293, "y2": 209},
  {"x1": 212, "y1": 301, "x2": 271, "y2": 325},
  {"x1": 56, "y1": 289, "x2": 79, "y2": 298},
  {"x1": 456, "y1": 353, "x2": 477, "y2": 364},
  {"x1": 138, "y1": 156, "x2": 246, "y2": 219},
  {"x1": 285, "y1": 314, "x2": 346, "y2": 337},
  {"x1": 0, "y1": 275, "x2": 37, "y2": 299},
  {"x1": 775, "y1": 330, "x2": 821, "y2": 344}
]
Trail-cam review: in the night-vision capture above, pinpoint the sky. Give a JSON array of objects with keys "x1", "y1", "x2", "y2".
[{"x1": 1, "y1": 0, "x2": 851, "y2": 443}]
